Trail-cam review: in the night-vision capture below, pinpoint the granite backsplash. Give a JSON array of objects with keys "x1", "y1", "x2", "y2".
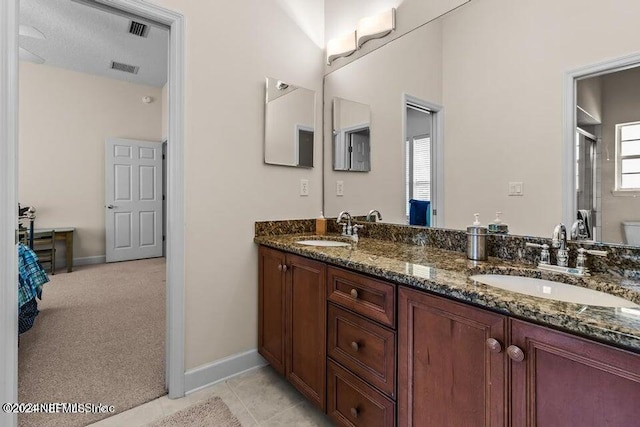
[{"x1": 255, "y1": 218, "x2": 640, "y2": 278}]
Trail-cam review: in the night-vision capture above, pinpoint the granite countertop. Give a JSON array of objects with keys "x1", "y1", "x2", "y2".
[{"x1": 255, "y1": 233, "x2": 640, "y2": 353}]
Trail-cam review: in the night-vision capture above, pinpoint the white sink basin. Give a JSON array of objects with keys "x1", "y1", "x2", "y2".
[
  {"x1": 470, "y1": 274, "x2": 639, "y2": 308},
  {"x1": 296, "y1": 239, "x2": 351, "y2": 247}
]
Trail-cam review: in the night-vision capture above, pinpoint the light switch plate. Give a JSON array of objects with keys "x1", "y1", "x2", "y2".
[
  {"x1": 336, "y1": 180, "x2": 344, "y2": 196},
  {"x1": 300, "y1": 179, "x2": 309, "y2": 196},
  {"x1": 508, "y1": 181, "x2": 524, "y2": 196}
]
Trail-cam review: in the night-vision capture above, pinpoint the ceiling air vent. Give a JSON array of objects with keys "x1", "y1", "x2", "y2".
[
  {"x1": 111, "y1": 61, "x2": 139, "y2": 75},
  {"x1": 129, "y1": 20, "x2": 149, "y2": 37}
]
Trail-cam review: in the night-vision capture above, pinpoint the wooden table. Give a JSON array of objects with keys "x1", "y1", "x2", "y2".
[{"x1": 29, "y1": 228, "x2": 75, "y2": 273}]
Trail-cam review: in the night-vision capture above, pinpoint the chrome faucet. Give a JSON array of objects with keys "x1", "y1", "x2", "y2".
[
  {"x1": 552, "y1": 223, "x2": 569, "y2": 267},
  {"x1": 366, "y1": 209, "x2": 382, "y2": 222},
  {"x1": 526, "y1": 223, "x2": 608, "y2": 276},
  {"x1": 337, "y1": 211, "x2": 363, "y2": 241}
]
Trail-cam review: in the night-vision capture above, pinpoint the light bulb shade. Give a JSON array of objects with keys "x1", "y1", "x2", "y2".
[
  {"x1": 326, "y1": 31, "x2": 357, "y2": 64},
  {"x1": 356, "y1": 8, "x2": 396, "y2": 48}
]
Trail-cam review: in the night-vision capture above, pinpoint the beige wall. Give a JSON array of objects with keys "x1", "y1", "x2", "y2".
[
  {"x1": 600, "y1": 67, "x2": 640, "y2": 243},
  {"x1": 577, "y1": 77, "x2": 602, "y2": 123},
  {"x1": 324, "y1": 0, "x2": 467, "y2": 72},
  {"x1": 441, "y1": 0, "x2": 640, "y2": 236},
  {"x1": 324, "y1": 20, "x2": 443, "y2": 224},
  {"x1": 149, "y1": 0, "x2": 324, "y2": 369},
  {"x1": 265, "y1": 87, "x2": 316, "y2": 166},
  {"x1": 19, "y1": 62, "x2": 163, "y2": 260}
]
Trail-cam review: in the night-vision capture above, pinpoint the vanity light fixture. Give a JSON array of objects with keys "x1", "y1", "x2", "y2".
[
  {"x1": 356, "y1": 8, "x2": 396, "y2": 48},
  {"x1": 326, "y1": 31, "x2": 357, "y2": 65}
]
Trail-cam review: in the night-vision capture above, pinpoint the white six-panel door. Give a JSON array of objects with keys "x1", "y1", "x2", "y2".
[{"x1": 106, "y1": 138, "x2": 163, "y2": 262}]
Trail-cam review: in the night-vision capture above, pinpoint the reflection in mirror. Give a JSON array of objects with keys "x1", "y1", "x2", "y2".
[
  {"x1": 406, "y1": 103, "x2": 433, "y2": 226},
  {"x1": 323, "y1": 0, "x2": 640, "y2": 247},
  {"x1": 264, "y1": 77, "x2": 315, "y2": 168},
  {"x1": 333, "y1": 97, "x2": 371, "y2": 171},
  {"x1": 323, "y1": 18, "x2": 442, "y2": 226},
  {"x1": 572, "y1": 65, "x2": 640, "y2": 245}
]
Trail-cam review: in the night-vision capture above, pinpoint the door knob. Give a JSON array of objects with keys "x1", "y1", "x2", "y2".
[
  {"x1": 282, "y1": 265, "x2": 288, "y2": 272},
  {"x1": 350, "y1": 407, "x2": 359, "y2": 418},
  {"x1": 506, "y1": 345, "x2": 525, "y2": 362},
  {"x1": 350, "y1": 288, "x2": 359, "y2": 299},
  {"x1": 486, "y1": 338, "x2": 503, "y2": 353},
  {"x1": 107, "y1": 204, "x2": 115, "y2": 209},
  {"x1": 278, "y1": 264, "x2": 283, "y2": 271},
  {"x1": 350, "y1": 341, "x2": 360, "y2": 352}
]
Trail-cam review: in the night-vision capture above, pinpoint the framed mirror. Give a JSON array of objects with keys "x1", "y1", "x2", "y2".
[
  {"x1": 564, "y1": 59, "x2": 640, "y2": 246},
  {"x1": 333, "y1": 97, "x2": 371, "y2": 171},
  {"x1": 322, "y1": 0, "x2": 640, "y2": 248},
  {"x1": 264, "y1": 77, "x2": 315, "y2": 168}
]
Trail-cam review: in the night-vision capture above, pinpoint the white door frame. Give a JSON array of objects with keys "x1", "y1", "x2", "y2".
[
  {"x1": 562, "y1": 52, "x2": 640, "y2": 227},
  {"x1": 0, "y1": 2, "x2": 186, "y2": 425},
  {"x1": 402, "y1": 94, "x2": 445, "y2": 227}
]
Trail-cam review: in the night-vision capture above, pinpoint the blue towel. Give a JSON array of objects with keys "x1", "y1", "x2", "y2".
[{"x1": 409, "y1": 199, "x2": 431, "y2": 226}]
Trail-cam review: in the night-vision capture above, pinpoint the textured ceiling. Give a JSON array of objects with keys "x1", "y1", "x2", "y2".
[{"x1": 20, "y1": 0, "x2": 168, "y2": 87}]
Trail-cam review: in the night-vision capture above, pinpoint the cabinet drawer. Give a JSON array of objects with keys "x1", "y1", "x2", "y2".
[
  {"x1": 327, "y1": 267, "x2": 395, "y2": 327},
  {"x1": 327, "y1": 360, "x2": 395, "y2": 427},
  {"x1": 328, "y1": 304, "x2": 396, "y2": 398}
]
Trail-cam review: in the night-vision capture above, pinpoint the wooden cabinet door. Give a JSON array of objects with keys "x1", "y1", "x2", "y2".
[
  {"x1": 398, "y1": 288, "x2": 507, "y2": 427},
  {"x1": 258, "y1": 246, "x2": 287, "y2": 375},
  {"x1": 510, "y1": 319, "x2": 640, "y2": 427},
  {"x1": 286, "y1": 253, "x2": 327, "y2": 411}
]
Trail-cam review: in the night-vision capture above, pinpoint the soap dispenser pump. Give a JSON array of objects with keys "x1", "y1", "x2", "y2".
[{"x1": 466, "y1": 213, "x2": 488, "y2": 261}]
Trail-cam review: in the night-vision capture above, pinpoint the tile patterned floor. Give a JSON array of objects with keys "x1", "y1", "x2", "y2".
[{"x1": 89, "y1": 366, "x2": 334, "y2": 426}]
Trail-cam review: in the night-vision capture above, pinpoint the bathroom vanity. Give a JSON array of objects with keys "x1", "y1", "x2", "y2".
[{"x1": 255, "y1": 224, "x2": 640, "y2": 427}]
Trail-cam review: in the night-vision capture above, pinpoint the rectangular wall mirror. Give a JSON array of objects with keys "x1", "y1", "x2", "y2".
[
  {"x1": 322, "y1": 0, "x2": 640, "y2": 248},
  {"x1": 264, "y1": 77, "x2": 315, "y2": 168},
  {"x1": 333, "y1": 97, "x2": 371, "y2": 172}
]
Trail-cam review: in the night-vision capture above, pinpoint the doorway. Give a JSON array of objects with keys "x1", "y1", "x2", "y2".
[
  {"x1": 1, "y1": 1, "x2": 186, "y2": 424},
  {"x1": 403, "y1": 95, "x2": 444, "y2": 227}
]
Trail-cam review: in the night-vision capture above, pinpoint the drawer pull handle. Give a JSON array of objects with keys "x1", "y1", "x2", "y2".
[
  {"x1": 277, "y1": 264, "x2": 283, "y2": 271},
  {"x1": 350, "y1": 407, "x2": 359, "y2": 418},
  {"x1": 486, "y1": 338, "x2": 502, "y2": 353},
  {"x1": 350, "y1": 288, "x2": 359, "y2": 299},
  {"x1": 350, "y1": 341, "x2": 360, "y2": 352},
  {"x1": 282, "y1": 264, "x2": 288, "y2": 272},
  {"x1": 507, "y1": 345, "x2": 525, "y2": 362}
]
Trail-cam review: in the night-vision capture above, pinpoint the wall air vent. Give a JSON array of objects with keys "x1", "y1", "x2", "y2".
[
  {"x1": 111, "y1": 61, "x2": 139, "y2": 74},
  {"x1": 129, "y1": 20, "x2": 149, "y2": 37}
]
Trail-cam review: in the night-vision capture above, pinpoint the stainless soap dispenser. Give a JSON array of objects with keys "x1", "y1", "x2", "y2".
[{"x1": 467, "y1": 213, "x2": 488, "y2": 261}]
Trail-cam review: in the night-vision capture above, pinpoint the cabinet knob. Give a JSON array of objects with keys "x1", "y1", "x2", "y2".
[
  {"x1": 350, "y1": 341, "x2": 360, "y2": 352},
  {"x1": 282, "y1": 265, "x2": 288, "y2": 272},
  {"x1": 277, "y1": 264, "x2": 283, "y2": 271},
  {"x1": 506, "y1": 345, "x2": 525, "y2": 362},
  {"x1": 350, "y1": 407, "x2": 359, "y2": 418},
  {"x1": 486, "y1": 338, "x2": 502, "y2": 353},
  {"x1": 350, "y1": 288, "x2": 359, "y2": 299}
]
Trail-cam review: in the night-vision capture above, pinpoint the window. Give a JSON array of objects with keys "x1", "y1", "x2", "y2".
[
  {"x1": 405, "y1": 135, "x2": 431, "y2": 215},
  {"x1": 616, "y1": 122, "x2": 640, "y2": 190}
]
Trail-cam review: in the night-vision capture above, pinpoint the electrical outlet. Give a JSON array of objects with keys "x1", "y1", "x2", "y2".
[
  {"x1": 508, "y1": 181, "x2": 524, "y2": 196},
  {"x1": 300, "y1": 179, "x2": 309, "y2": 196},
  {"x1": 336, "y1": 180, "x2": 344, "y2": 196}
]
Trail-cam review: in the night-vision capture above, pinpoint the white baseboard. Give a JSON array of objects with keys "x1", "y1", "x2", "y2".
[
  {"x1": 55, "y1": 255, "x2": 106, "y2": 269},
  {"x1": 184, "y1": 349, "x2": 268, "y2": 395}
]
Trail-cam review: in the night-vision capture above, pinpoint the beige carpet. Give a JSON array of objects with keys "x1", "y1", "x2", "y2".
[
  {"x1": 18, "y1": 258, "x2": 167, "y2": 427},
  {"x1": 148, "y1": 396, "x2": 241, "y2": 427}
]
